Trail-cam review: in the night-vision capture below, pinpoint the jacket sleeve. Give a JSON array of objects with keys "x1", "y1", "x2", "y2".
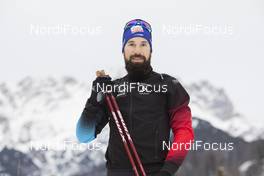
[
  {"x1": 76, "y1": 96, "x2": 109, "y2": 143},
  {"x1": 161, "y1": 78, "x2": 194, "y2": 175}
]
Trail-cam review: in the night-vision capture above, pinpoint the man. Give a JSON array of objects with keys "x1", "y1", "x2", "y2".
[{"x1": 76, "y1": 19, "x2": 194, "y2": 176}]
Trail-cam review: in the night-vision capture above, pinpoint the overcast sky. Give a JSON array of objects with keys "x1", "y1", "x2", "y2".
[{"x1": 1, "y1": 0, "x2": 263, "y2": 123}]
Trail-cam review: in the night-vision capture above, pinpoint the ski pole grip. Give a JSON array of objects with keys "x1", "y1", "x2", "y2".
[{"x1": 96, "y1": 70, "x2": 109, "y2": 77}]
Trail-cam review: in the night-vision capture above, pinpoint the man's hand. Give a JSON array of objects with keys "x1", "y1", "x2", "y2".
[
  {"x1": 94, "y1": 70, "x2": 113, "y2": 93},
  {"x1": 89, "y1": 70, "x2": 112, "y2": 106}
]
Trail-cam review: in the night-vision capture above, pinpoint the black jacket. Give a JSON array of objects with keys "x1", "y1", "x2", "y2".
[{"x1": 79, "y1": 71, "x2": 191, "y2": 175}]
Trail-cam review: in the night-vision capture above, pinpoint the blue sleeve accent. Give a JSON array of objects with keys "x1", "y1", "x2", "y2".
[{"x1": 76, "y1": 115, "x2": 97, "y2": 143}]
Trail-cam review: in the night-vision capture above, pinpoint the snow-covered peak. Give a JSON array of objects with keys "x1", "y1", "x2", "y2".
[
  {"x1": 0, "y1": 76, "x2": 91, "y2": 151},
  {"x1": 187, "y1": 80, "x2": 237, "y2": 120},
  {"x1": 186, "y1": 80, "x2": 264, "y2": 141}
]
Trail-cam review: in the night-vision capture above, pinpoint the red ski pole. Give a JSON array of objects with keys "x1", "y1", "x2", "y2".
[
  {"x1": 108, "y1": 94, "x2": 146, "y2": 176},
  {"x1": 105, "y1": 94, "x2": 140, "y2": 176},
  {"x1": 105, "y1": 93, "x2": 146, "y2": 176}
]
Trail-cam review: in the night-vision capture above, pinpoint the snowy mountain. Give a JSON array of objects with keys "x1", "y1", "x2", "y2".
[
  {"x1": 187, "y1": 80, "x2": 264, "y2": 142},
  {"x1": 0, "y1": 76, "x2": 109, "y2": 175},
  {"x1": 0, "y1": 76, "x2": 263, "y2": 176}
]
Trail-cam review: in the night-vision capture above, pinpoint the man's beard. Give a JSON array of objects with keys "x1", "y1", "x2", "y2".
[{"x1": 124, "y1": 54, "x2": 152, "y2": 81}]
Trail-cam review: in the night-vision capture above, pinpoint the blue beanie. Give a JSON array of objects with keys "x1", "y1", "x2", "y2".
[{"x1": 122, "y1": 19, "x2": 152, "y2": 52}]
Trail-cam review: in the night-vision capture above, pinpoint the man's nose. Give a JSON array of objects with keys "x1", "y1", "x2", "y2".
[{"x1": 134, "y1": 46, "x2": 141, "y2": 55}]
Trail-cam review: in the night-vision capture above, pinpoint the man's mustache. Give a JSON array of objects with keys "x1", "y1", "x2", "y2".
[{"x1": 129, "y1": 54, "x2": 147, "y2": 61}]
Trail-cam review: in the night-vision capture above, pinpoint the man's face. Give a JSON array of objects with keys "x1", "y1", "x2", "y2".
[{"x1": 123, "y1": 37, "x2": 151, "y2": 64}]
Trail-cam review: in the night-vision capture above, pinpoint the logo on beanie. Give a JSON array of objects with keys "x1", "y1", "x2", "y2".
[{"x1": 130, "y1": 25, "x2": 144, "y2": 34}]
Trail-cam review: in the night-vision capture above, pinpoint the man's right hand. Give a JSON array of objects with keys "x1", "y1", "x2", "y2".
[{"x1": 89, "y1": 70, "x2": 113, "y2": 106}]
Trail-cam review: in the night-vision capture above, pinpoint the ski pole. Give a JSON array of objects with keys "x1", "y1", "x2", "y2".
[
  {"x1": 108, "y1": 94, "x2": 146, "y2": 176},
  {"x1": 105, "y1": 93, "x2": 140, "y2": 176}
]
